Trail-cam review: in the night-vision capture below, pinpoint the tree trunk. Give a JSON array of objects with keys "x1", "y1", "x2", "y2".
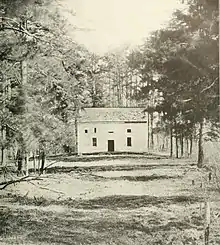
[
  {"x1": 198, "y1": 120, "x2": 204, "y2": 168},
  {"x1": 166, "y1": 136, "x2": 169, "y2": 150},
  {"x1": 75, "y1": 112, "x2": 79, "y2": 155},
  {"x1": 180, "y1": 132, "x2": 184, "y2": 158},
  {"x1": 38, "y1": 150, "x2": 41, "y2": 174},
  {"x1": 175, "y1": 135, "x2": 179, "y2": 159},
  {"x1": 190, "y1": 133, "x2": 193, "y2": 155},
  {"x1": 170, "y1": 126, "x2": 173, "y2": 157},
  {"x1": 174, "y1": 121, "x2": 179, "y2": 159},
  {"x1": 186, "y1": 137, "x2": 189, "y2": 157},
  {"x1": 17, "y1": 149, "x2": 23, "y2": 176},
  {"x1": 24, "y1": 152, "x2": 29, "y2": 176},
  {"x1": 20, "y1": 58, "x2": 28, "y2": 173},
  {"x1": 33, "y1": 152, "x2": 36, "y2": 174},
  {"x1": 40, "y1": 150, "x2": 46, "y2": 175},
  {"x1": 1, "y1": 125, "x2": 7, "y2": 166},
  {"x1": 150, "y1": 112, "x2": 154, "y2": 149},
  {"x1": 147, "y1": 112, "x2": 150, "y2": 149}
]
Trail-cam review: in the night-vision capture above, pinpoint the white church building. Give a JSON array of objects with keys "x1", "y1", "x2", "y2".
[{"x1": 77, "y1": 108, "x2": 148, "y2": 154}]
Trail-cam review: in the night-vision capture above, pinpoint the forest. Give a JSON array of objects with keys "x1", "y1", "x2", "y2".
[
  {"x1": 0, "y1": 0, "x2": 219, "y2": 181},
  {"x1": 0, "y1": 1, "x2": 219, "y2": 244}
]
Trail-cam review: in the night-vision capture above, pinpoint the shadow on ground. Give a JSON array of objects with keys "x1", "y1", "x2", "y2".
[
  {"x1": 45, "y1": 164, "x2": 188, "y2": 174},
  {"x1": 0, "y1": 197, "x2": 204, "y2": 245},
  {"x1": 6, "y1": 193, "x2": 202, "y2": 209}
]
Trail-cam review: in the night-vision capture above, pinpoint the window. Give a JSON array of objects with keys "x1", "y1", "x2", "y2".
[
  {"x1": 85, "y1": 129, "x2": 88, "y2": 133},
  {"x1": 108, "y1": 131, "x2": 114, "y2": 134},
  {"x1": 94, "y1": 128, "x2": 97, "y2": 133},
  {"x1": 127, "y1": 137, "x2": 132, "y2": 147},
  {"x1": 92, "y1": 138, "x2": 97, "y2": 147},
  {"x1": 127, "y1": 129, "x2": 131, "y2": 133}
]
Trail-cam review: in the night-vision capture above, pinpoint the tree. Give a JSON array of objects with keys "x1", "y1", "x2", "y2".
[
  {"x1": 0, "y1": 0, "x2": 86, "y2": 171},
  {"x1": 127, "y1": 0, "x2": 219, "y2": 165}
]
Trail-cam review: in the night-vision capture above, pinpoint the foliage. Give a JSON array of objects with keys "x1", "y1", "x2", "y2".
[{"x1": 127, "y1": 0, "x2": 219, "y2": 164}]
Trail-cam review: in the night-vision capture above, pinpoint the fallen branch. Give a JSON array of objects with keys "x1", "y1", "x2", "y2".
[
  {"x1": 0, "y1": 176, "x2": 43, "y2": 190},
  {"x1": 29, "y1": 181, "x2": 65, "y2": 195}
]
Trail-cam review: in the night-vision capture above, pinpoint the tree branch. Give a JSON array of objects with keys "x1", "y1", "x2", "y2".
[
  {"x1": 29, "y1": 182, "x2": 65, "y2": 195},
  {"x1": 179, "y1": 56, "x2": 207, "y2": 76},
  {"x1": 1, "y1": 26, "x2": 35, "y2": 39},
  {"x1": 0, "y1": 176, "x2": 43, "y2": 190},
  {"x1": 201, "y1": 77, "x2": 218, "y2": 93}
]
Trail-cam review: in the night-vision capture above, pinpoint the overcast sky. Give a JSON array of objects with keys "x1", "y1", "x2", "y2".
[{"x1": 61, "y1": 0, "x2": 185, "y2": 54}]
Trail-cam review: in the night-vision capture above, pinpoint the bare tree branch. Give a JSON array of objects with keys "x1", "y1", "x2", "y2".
[
  {"x1": 201, "y1": 77, "x2": 219, "y2": 93},
  {"x1": 179, "y1": 56, "x2": 207, "y2": 76},
  {"x1": 0, "y1": 176, "x2": 43, "y2": 190},
  {"x1": 29, "y1": 182, "x2": 65, "y2": 195},
  {"x1": 1, "y1": 26, "x2": 36, "y2": 39}
]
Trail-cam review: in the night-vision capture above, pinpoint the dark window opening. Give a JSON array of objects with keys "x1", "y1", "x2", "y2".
[
  {"x1": 85, "y1": 129, "x2": 88, "y2": 133},
  {"x1": 108, "y1": 131, "x2": 114, "y2": 133},
  {"x1": 127, "y1": 137, "x2": 132, "y2": 147},
  {"x1": 127, "y1": 129, "x2": 131, "y2": 133},
  {"x1": 92, "y1": 138, "x2": 97, "y2": 147},
  {"x1": 94, "y1": 128, "x2": 97, "y2": 133}
]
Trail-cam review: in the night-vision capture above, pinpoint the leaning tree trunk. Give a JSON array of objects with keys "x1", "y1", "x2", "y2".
[{"x1": 197, "y1": 120, "x2": 204, "y2": 168}]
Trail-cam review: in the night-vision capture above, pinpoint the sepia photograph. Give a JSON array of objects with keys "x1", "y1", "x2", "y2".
[{"x1": 0, "y1": 0, "x2": 219, "y2": 244}]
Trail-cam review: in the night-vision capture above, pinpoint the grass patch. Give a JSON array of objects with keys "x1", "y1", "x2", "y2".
[
  {"x1": 46, "y1": 164, "x2": 183, "y2": 174},
  {"x1": 0, "y1": 202, "x2": 204, "y2": 245},
  {"x1": 108, "y1": 175, "x2": 181, "y2": 182},
  {"x1": 5, "y1": 193, "x2": 202, "y2": 209}
]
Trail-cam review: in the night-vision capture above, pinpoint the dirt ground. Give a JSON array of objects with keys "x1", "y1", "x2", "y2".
[{"x1": 0, "y1": 156, "x2": 220, "y2": 245}]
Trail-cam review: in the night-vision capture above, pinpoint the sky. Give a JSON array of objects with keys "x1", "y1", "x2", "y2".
[{"x1": 61, "y1": 0, "x2": 185, "y2": 54}]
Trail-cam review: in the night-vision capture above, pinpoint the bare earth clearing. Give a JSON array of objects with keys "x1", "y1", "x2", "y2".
[{"x1": 0, "y1": 157, "x2": 220, "y2": 245}]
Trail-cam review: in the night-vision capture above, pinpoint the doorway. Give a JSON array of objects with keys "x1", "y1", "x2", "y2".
[{"x1": 108, "y1": 140, "x2": 115, "y2": 152}]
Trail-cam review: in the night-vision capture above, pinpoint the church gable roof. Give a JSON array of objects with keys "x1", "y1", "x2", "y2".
[{"x1": 79, "y1": 107, "x2": 147, "y2": 122}]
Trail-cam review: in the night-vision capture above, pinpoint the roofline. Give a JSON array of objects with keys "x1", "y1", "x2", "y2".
[
  {"x1": 81, "y1": 107, "x2": 147, "y2": 109},
  {"x1": 79, "y1": 120, "x2": 148, "y2": 123}
]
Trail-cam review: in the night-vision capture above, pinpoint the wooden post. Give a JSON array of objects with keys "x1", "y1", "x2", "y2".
[{"x1": 204, "y1": 200, "x2": 210, "y2": 245}]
